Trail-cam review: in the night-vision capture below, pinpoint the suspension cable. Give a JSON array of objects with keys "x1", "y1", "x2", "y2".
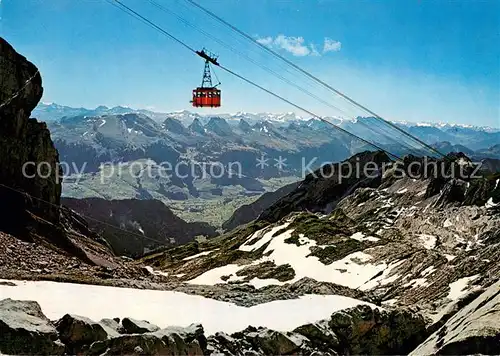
[
  {"x1": 108, "y1": 0, "x2": 402, "y2": 159},
  {"x1": 182, "y1": 0, "x2": 446, "y2": 158},
  {"x1": 218, "y1": 64, "x2": 401, "y2": 159},
  {"x1": 0, "y1": 182, "x2": 172, "y2": 246},
  {"x1": 145, "y1": 0, "x2": 423, "y2": 156}
]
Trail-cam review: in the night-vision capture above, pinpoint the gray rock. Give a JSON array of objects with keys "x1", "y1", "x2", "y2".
[
  {"x1": 121, "y1": 317, "x2": 161, "y2": 334},
  {"x1": 0, "y1": 281, "x2": 16, "y2": 286},
  {"x1": 55, "y1": 314, "x2": 110, "y2": 353},
  {"x1": 99, "y1": 318, "x2": 122, "y2": 337},
  {"x1": 88, "y1": 323, "x2": 206, "y2": 355},
  {"x1": 207, "y1": 305, "x2": 427, "y2": 355},
  {"x1": 0, "y1": 298, "x2": 64, "y2": 355},
  {"x1": 327, "y1": 305, "x2": 428, "y2": 355},
  {"x1": 410, "y1": 279, "x2": 500, "y2": 355}
]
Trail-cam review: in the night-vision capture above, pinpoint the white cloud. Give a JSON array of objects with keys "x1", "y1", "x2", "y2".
[
  {"x1": 256, "y1": 36, "x2": 274, "y2": 46},
  {"x1": 273, "y1": 35, "x2": 311, "y2": 56},
  {"x1": 323, "y1": 38, "x2": 342, "y2": 53},
  {"x1": 256, "y1": 35, "x2": 341, "y2": 57},
  {"x1": 256, "y1": 34, "x2": 315, "y2": 57}
]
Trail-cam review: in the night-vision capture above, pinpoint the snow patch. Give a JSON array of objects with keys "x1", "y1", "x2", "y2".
[
  {"x1": 396, "y1": 188, "x2": 408, "y2": 194},
  {"x1": 0, "y1": 280, "x2": 379, "y2": 336},
  {"x1": 485, "y1": 197, "x2": 498, "y2": 208},
  {"x1": 359, "y1": 260, "x2": 405, "y2": 291},
  {"x1": 447, "y1": 275, "x2": 480, "y2": 301},
  {"x1": 248, "y1": 278, "x2": 285, "y2": 289},
  {"x1": 350, "y1": 232, "x2": 380, "y2": 242},
  {"x1": 418, "y1": 234, "x2": 437, "y2": 250},
  {"x1": 183, "y1": 249, "x2": 219, "y2": 261},
  {"x1": 144, "y1": 266, "x2": 169, "y2": 278}
]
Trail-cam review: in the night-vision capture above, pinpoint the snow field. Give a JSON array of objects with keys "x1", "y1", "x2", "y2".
[{"x1": 0, "y1": 280, "x2": 377, "y2": 336}]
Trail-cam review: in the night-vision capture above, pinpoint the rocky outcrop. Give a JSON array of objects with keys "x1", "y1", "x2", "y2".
[
  {"x1": 410, "y1": 280, "x2": 500, "y2": 355},
  {"x1": 121, "y1": 317, "x2": 160, "y2": 334},
  {"x1": 0, "y1": 298, "x2": 428, "y2": 356},
  {"x1": 0, "y1": 299, "x2": 64, "y2": 355},
  {"x1": 0, "y1": 37, "x2": 61, "y2": 237},
  {"x1": 207, "y1": 305, "x2": 427, "y2": 355},
  {"x1": 222, "y1": 180, "x2": 300, "y2": 231},
  {"x1": 259, "y1": 150, "x2": 391, "y2": 223},
  {"x1": 62, "y1": 197, "x2": 218, "y2": 257}
]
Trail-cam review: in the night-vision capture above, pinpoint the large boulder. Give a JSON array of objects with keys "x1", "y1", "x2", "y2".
[
  {"x1": 410, "y1": 280, "x2": 500, "y2": 355},
  {"x1": 327, "y1": 305, "x2": 428, "y2": 355},
  {"x1": 209, "y1": 327, "x2": 301, "y2": 355},
  {"x1": 0, "y1": 298, "x2": 64, "y2": 355},
  {"x1": 55, "y1": 314, "x2": 112, "y2": 353},
  {"x1": 121, "y1": 317, "x2": 160, "y2": 334}
]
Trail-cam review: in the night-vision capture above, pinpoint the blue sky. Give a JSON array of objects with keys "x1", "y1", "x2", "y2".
[{"x1": 1, "y1": 0, "x2": 499, "y2": 127}]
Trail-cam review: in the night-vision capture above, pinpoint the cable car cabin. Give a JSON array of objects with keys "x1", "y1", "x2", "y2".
[{"x1": 192, "y1": 87, "x2": 221, "y2": 108}]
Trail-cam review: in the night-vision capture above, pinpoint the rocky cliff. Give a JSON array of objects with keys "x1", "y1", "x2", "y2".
[
  {"x1": 222, "y1": 180, "x2": 300, "y2": 231},
  {"x1": 0, "y1": 37, "x2": 61, "y2": 236},
  {"x1": 0, "y1": 37, "x2": 118, "y2": 265},
  {"x1": 62, "y1": 197, "x2": 218, "y2": 257}
]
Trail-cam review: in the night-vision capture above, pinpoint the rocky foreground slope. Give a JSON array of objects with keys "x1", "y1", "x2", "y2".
[
  {"x1": 134, "y1": 152, "x2": 500, "y2": 353},
  {"x1": 2, "y1": 151, "x2": 499, "y2": 355},
  {"x1": 0, "y1": 297, "x2": 428, "y2": 355}
]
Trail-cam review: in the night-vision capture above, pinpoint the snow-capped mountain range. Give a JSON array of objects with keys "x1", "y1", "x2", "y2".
[{"x1": 35, "y1": 102, "x2": 498, "y2": 132}]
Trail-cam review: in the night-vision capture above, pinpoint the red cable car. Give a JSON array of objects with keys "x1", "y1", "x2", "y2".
[{"x1": 191, "y1": 49, "x2": 221, "y2": 108}]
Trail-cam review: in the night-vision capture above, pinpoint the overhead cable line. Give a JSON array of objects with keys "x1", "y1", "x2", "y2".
[
  {"x1": 0, "y1": 183, "x2": 169, "y2": 246},
  {"x1": 182, "y1": 0, "x2": 446, "y2": 158},
  {"x1": 145, "y1": 0, "x2": 423, "y2": 156},
  {"x1": 218, "y1": 64, "x2": 401, "y2": 159},
  {"x1": 0, "y1": 70, "x2": 40, "y2": 110},
  {"x1": 108, "y1": 0, "x2": 401, "y2": 159}
]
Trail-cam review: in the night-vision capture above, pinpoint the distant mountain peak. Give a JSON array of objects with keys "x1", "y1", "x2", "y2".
[
  {"x1": 205, "y1": 117, "x2": 233, "y2": 136},
  {"x1": 238, "y1": 119, "x2": 252, "y2": 132},
  {"x1": 188, "y1": 117, "x2": 205, "y2": 134},
  {"x1": 164, "y1": 117, "x2": 189, "y2": 135}
]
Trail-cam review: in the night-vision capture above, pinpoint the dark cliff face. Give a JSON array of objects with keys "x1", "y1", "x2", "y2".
[
  {"x1": 0, "y1": 38, "x2": 115, "y2": 265},
  {"x1": 222, "y1": 181, "x2": 301, "y2": 231},
  {"x1": 62, "y1": 197, "x2": 218, "y2": 257},
  {"x1": 259, "y1": 150, "x2": 391, "y2": 224},
  {"x1": 0, "y1": 37, "x2": 62, "y2": 236}
]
